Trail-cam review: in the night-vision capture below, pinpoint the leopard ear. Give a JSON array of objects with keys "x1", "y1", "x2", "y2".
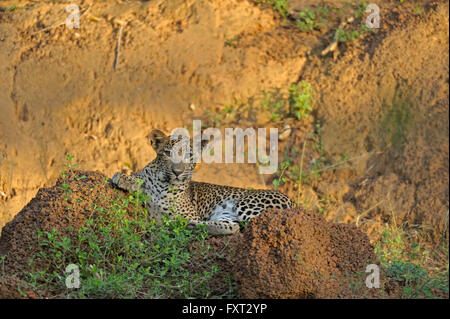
[{"x1": 149, "y1": 129, "x2": 168, "y2": 152}]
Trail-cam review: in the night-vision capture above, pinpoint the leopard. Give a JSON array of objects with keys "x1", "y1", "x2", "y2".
[{"x1": 111, "y1": 129, "x2": 294, "y2": 235}]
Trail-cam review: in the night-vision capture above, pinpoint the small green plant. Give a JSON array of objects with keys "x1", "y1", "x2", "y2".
[
  {"x1": 239, "y1": 220, "x2": 250, "y2": 229},
  {"x1": 386, "y1": 260, "x2": 427, "y2": 284},
  {"x1": 375, "y1": 222, "x2": 449, "y2": 298},
  {"x1": 255, "y1": 0, "x2": 289, "y2": 18},
  {"x1": 225, "y1": 38, "x2": 238, "y2": 47},
  {"x1": 0, "y1": 255, "x2": 6, "y2": 278},
  {"x1": 313, "y1": 120, "x2": 324, "y2": 154},
  {"x1": 260, "y1": 91, "x2": 285, "y2": 121},
  {"x1": 296, "y1": 8, "x2": 317, "y2": 32},
  {"x1": 273, "y1": 124, "x2": 356, "y2": 195},
  {"x1": 310, "y1": 156, "x2": 327, "y2": 179},
  {"x1": 289, "y1": 82, "x2": 314, "y2": 121},
  {"x1": 272, "y1": 161, "x2": 291, "y2": 187},
  {"x1": 64, "y1": 154, "x2": 78, "y2": 170},
  {"x1": 414, "y1": 5, "x2": 424, "y2": 16},
  {"x1": 385, "y1": 260, "x2": 448, "y2": 298},
  {"x1": 272, "y1": 161, "x2": 290, "y2": 187},
  {"x1": 354, "y1": 0, "x2": 369, "y2": 19},
  {"x1": 205, "y1": 100, "x2": 249, "y2": 127},
  {"x1": 60, "y1": 154, "x2": 79, "y2": 200},
  {"x1": 2, "y1": 4, "x2": 23, "y2": 12},
  {"x1": 296, "y1": 7, "x2": 329, "y2": 32},
  {"x1": 335, "y1": 23, "x2": 371, "y2": 42}
]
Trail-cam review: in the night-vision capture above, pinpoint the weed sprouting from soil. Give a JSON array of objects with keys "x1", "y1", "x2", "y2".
[
  {"x1": 296, "y1": 7, "x2": 329, "y2": 32},
  {"x1": 61, "y1": 154, "x2": 78, "y2": 201},
  {"x1": 254, "y1": 0, "x2": 377, "y2": 46},
  {"x1": 28, "y1": 210, "x2": 217, "y2": 298},
  {"x1": 258, "y1": 82, "x2": 314, "y2": 122},
  {"x1": 289, "y1": 82, "x2": 314, "y2": 121},
  {"x1": 374, "y1": 219, "x2": 449, "y2": 298},
  {"x1": 205, "y1": 100, "x2": 250, "y2": 127},
  {"x1": 261, "y1": 91, "x2": 285, "y2": 122},
  {"x1": 203, "y1": 82, "x2": 314, "y2": 127},
  {"x1": 255, "y1": 0, "x2": 289, "y2": 18},
  {"x1": 0, "y1": 255, "x2": 5, "y2": 278},
  {"x1": 335, "y1": 23, "x2": 372, "y2": 42},
  {"x1": 1, "y1": 4, "x2": 23, "y2": 12}
]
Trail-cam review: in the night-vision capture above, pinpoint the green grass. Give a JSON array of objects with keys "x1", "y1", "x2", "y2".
[
  {"x1": 272, "y1": 160, "x2": 289, "y2": 187},
  {"x1": 374, "y1": 221, "x2": 449, "y2": 298},
  {"x1": 354, "y1": 0, "x2": 369, "y2": 19},
  {"x1": 27, "y1": 210, "x2": 217, "y2": 298},
  {"x1": 272, "y1": 120, "x2": 329, "y2": 191},
  {"x1": 20, "y1": 158, "x2": 224, "y2": 299},
  {"x1": 414, "y1": 5, "x2": 424, "y2": 16},
  {"x1": 203, "y1": 82, "x2": 314, "y2": 127},
  {"x1": 296, "y1": 7, "x2": 329, "y2": 32},
  {"x1": 335, "y1": 22, "x2": 372, "y2": 42},
  {"x1": 0, "y1": 255, "x2": 6, "y2": 278},
  {"x1": 255, "y1": 0, "x2": 289, "y2": 18},
  {"x1": 273, "y1": 151, "x2": 329, "y2": 190},
  {"x1": 260, "y1": 91, "x2": 285, "y2": 122},
  {"x1": 25, "y1": 188, "x2": 219, "y2": 298},
  {"x1": 259, "y1": 81, "x2": 314, "y2": 123},
  {"x1": 225, "y1": 38, "x2": 238, "y2": 47},
  {"x1": 332, "y1": 1, "x2": 375, "y2": 43},
  {"x1": 2, "y1": 4, "x2": 23, "y2": 12},
  {"x1": 289, "y1": 82, "x2": 314, "y2": 121},
  {"x1": 254, "y1": 0, "x2": 376, "y2": 44},
  {"x1": 205, "y1": 100, "x2": 249, "y2": 127}
]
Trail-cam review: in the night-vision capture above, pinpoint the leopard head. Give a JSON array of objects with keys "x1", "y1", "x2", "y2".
[{"x1": 149, "y1": 129, "x2": 206, "y2": 185}]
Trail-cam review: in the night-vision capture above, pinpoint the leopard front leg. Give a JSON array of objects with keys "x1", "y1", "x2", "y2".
[
  {"x1": 188, "y1": 220, "x2": 239, "y2": 236},
  {"x1": 111, "y1": 172, "x2": 141, "y2": 193}
]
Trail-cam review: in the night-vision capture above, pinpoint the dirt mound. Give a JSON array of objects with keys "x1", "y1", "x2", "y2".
[
  {"x1": 0, "y1": 275, "x2": 38, "y2": 299},
  {"x1": 233, "y1": 208, "x2": 381, "y2": 298},
  {"x1": 1, "y1": 170, "x2": 241, "y2": 298},
  {"x1": 0, "y1": 170, "x2": 124, "y2": 279},
  {"x1": 0, "y1": 169, "x2": 390, "y2": 298}
]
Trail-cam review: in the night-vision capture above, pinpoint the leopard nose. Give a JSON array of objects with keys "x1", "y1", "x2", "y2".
[{"x1": 172, "y1": 164, "x2": 184, "y2": 177}]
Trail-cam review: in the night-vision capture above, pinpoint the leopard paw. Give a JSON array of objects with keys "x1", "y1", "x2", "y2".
[{"x1": 111, "y1": 172, "x2": 122, "y2": 186}]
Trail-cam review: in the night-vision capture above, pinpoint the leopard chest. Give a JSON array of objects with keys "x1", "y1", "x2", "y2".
[{"x1": 142, "y1": 183, "x2": 198, "y2": 219}]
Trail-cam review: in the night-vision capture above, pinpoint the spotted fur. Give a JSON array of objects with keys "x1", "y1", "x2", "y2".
[{"x1": 111, "y1": 129, "x2": 293, "y2": 235}]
